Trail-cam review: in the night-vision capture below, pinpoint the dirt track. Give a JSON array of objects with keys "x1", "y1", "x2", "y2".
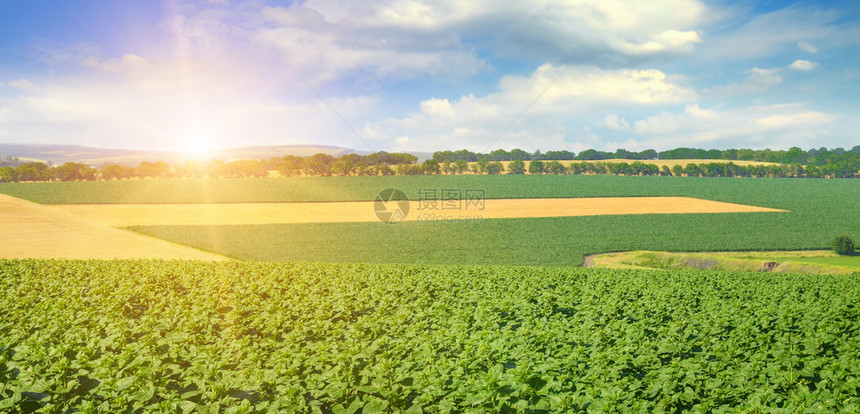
[
  {"x1": 56, "y1": 197, "x2": 785, "y2": 226},
  {"x1": 0, "y1": 194, "x2": 229, "y2": 260}
]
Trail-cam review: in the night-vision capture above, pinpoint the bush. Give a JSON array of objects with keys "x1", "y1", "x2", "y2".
[{"x1": 832, "y1": 235, "x2": 855, "y2": 256}]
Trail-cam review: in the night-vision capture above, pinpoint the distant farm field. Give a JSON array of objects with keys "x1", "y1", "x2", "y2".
[
  {"x1": 111, "y1": 176, "x2": 857, "y2": 266},
  {"x1": 56, "y1": 197, "x2": 782, "y2": 226},
  {"x1": 2, "y1": 175, "x2": 857, "y2": 265},
  {"x1": 0, "y1": 194, "x2": 228, "y2": 261},
  {"x1": 0, "y1": 174, "x2": 840, "y2": 205}
]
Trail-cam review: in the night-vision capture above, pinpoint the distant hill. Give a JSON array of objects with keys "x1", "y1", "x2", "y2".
[{"x1": 0, "y1": 144, "x2": 357, "y2": 165}]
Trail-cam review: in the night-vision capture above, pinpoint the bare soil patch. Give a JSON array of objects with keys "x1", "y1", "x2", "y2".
[
  {"x1": 0, "y1": 194, "x2": 229, "y2": 260},
  {"x1": 57, "y1": 197, "x2": 785, "y2": 226}
]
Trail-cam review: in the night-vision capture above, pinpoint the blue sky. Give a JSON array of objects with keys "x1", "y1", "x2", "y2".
[{"x1": 0, "y1": 0, "x2": 858, "y2": 154}]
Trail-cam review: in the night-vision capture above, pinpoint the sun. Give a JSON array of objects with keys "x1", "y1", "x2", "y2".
[{"x1": 182, "y1": 133, "x2": 216, "y2": 160}]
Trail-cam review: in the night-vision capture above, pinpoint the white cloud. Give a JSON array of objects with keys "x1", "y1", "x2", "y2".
[
  {"x1": 81, "y1": 54, "x2": 148, "y2": 74},
  {"x1": 251, "y1": 0, "x2": 708, "y2": 81},
  {"x1": 631, "y1": 103, "x2": 840, "y2": 149},
  {"x1": 6, "y1": 79, "x2": 35, "y2": 91},
  {"x1": 797, "y1": 41, "x2": 818, "y2": 53},
  {"x1": 698, "y1": 5, "x2": 859, "y2": 63},
  {"x1": 0, "y1": 51, "x2": 384, "y2": 151},
  {"x1": 788, "y1": 60, "x2": 819, "y2": 71},
  {"x1": 706, "y1": 67, "x2": 782, "y2": 96},
  {"x1": 373, "y1": 64, "x2": 694, "y2": 151},
  {"x1": 603, "y1": 114, "x2": 630, "y2": 131}
]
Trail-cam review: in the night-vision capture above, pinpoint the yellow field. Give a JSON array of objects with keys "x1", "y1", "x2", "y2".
[
  {"x1": 0, "y1": 194, "x2": 229, "y2": 261},
  {"x1": 2, "y1": 192, "x2": 785, "y2": 260},
  {"x1": 57, "y1": 197, "x2": 785, "y2": 226}
]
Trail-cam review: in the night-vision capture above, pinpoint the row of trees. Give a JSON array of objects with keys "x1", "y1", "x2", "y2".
[
  {"x1": 431, "y1": 146, "x2": 860, "y2": 166},
  {"x1": 507, "y1": 160, "x2": 857, "y2": 178},
  {"x1": 2, "y1": 147, "x2": 859, "y2": 182},
  {"x1": 0, "y1": 152, "x2": 421, "y2": 182}
]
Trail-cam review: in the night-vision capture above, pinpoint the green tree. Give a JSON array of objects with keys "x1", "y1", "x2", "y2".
[
  {"x1": 508, "y1": 159, "x2": 525, "y2": 174},
  {"x1": 99, "y1": 164, "x2": 134, "y2": 180},
  {"x1": 229, "y1": 159, "x2": 269, "y2": 178},
  {"x1": 14, "y1": 162, "x2": 51, "y2": 181},
  {"x1": 206, "y1": 159, "x2": 228, "y2": 178},
  {"x1": 453, "y1": 159, "x2": 469, "y2": 174},
  {"x1": 54, "y1": 162, "x2": 97, "y2": 181},
  {"x1": 832, "y1": 235, "x2": 855, "y2": 256},
  {"x1": 545, "y1": 160, "x2": 565, "y2": 174},
  {"x1": 486, "y1": 161, "x2": 505, "y2": 175},
  {"x1": 136, "y1": 161, "x2": 171, "y2": 178},
  {"x1": 683, "y1": 163, "x2": 703, "y2": 177},
  {"x1": 528, "y1": 160, "x2": 545, "y2": 174},
  {"x1": 422, "y1": 159, "x2": 440, "y2": 175},
  {"x1": 475, "y1": 158, "x2": 489, "y2": 174},
  {"x1": 440, "y1": 160, "x2": 452, "y2": 174},
  {"x1": 278, "y1": 155, "x2": 303, "y2": 177},
  {"x1": 302, "y1": 153, "x2": 334, "y2": 176},
  {"x1": 0, "y1": 166, "x2": 14, "y2": 182}
]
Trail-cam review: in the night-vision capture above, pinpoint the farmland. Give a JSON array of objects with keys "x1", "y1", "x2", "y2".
[
  {"x1": 0, "y1": 173, "x2": 837, "y2": 205},
  {"x1": 1, "y1": 173, "x2": 858, "y2": 412},
  {"x1": 588, "y1": 250, "x2": 860, "y2": 274},
  {"x1": 0, "y1": 194, "x2": 228, "y2": 261},
  {"x1": 2, "y1": 260, "x2": 859, "y2": 412},
  {"x1": 61, "y1": 175, "x2": 857, "y2": 265},
  {"x1": 1, "y1": 175, "x2": 858, "y2": 265},
  {"x1": 55, "y1": 197, "x2": 781, "y2": 226}
]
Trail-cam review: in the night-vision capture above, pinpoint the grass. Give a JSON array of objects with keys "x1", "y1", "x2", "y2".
[
  {"x1": 781, "y1": 255, "x2": 860, "y2": 268},
  {"x1": 591, "y1": 251, "x2": 860, "y2": 274}
]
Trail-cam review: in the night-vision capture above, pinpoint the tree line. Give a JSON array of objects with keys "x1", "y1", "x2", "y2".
[
  {"x1": 433, "y1": 146, "x2": 860, "y2": 165},
  {"x1": 0, "y1": 146, "x2": 858, "y2": 182}
]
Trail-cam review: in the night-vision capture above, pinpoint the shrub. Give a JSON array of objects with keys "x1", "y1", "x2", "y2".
[{"x1": 832, "y1": 235, "x2": 855, "y2": 255}]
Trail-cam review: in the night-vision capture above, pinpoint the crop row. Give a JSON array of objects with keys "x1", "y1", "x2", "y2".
[
  {"x1": 1, "y1": 259, "x2": 858, "y2": 412},
  {"x1": 1, "y1": 173, "x2": 856, "y2": 205}
]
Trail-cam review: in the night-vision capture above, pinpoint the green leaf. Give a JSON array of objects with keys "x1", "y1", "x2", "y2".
[{"x1": 114, "y1": 376, "x2": 135, "y2": 391}]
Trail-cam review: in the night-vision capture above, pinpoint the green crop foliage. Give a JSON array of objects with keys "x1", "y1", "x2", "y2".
[
  {"x1": 125, "y1": 175, "x2": 859, "y2": 266},
  {"x1": 0, "y1": 174, "x2": 854, "y2": 205},
  {"x1": 1, "y1": 259, "x2": 859, "y2": 412}
]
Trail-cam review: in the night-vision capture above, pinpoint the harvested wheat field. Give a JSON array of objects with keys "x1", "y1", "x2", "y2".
[
  {"x1": 57, "y1": 197, "x2": 785, "y2": 226},
  {"x1": 0, "y1": 194, "x2": 229, "y2": 260}
]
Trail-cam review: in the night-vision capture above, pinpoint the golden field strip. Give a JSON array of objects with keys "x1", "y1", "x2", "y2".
[
  {"x1": 57, "y1": 197, "x2": 785, "y2": 226},
  {"x1": 1, "y1": 193, "x2": 785, "y2": 260},
  {"x1": 0, "y1": 194, "x2": 229, "y2": 260}
]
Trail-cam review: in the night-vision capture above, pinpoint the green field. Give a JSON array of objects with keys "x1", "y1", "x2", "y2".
[
  {"x1": 2, "y1": 259, "x2": 858, "y2": 412},
  {"x1": 780, "y1": 256, "x2": 860, "y2": 268},
  {"x1": 4, "y1": 175, "x2": 857, "y2": 266},
  {"x1": 111, "y1": 175, "x2": 859, "y2": 266},
  {"x1": 0, "y1": 174, "x2": 851, "y2": 206}
]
